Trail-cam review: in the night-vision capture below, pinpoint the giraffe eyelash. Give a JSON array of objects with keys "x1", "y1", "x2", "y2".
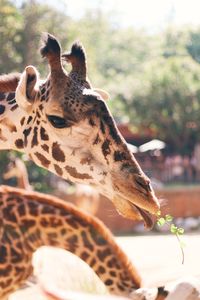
[{"x1": 47, "y1": 115, "x2": 72, "y2": 129}]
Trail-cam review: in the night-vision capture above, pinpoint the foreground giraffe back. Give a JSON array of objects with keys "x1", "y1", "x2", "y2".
[
  {"x1": 0, "y1": 33, "x2": 159, "y2": 227},
  {"x1": 0, "y1": 185, "x2": 141, "y2": 299}
]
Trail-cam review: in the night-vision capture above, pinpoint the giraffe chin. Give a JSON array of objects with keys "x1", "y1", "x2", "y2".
[{"x1": 112, "y1": 197, "x2": 154, "y2": 229}]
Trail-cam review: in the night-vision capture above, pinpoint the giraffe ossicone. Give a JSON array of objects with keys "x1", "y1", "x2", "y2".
[{"x1": 0, "y1": 33, "x2": 160, "y2": 228}]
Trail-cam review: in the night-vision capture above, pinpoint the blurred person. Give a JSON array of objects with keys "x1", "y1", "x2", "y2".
[
  {"x1": 171, "y1": 155, "x2": 184, "y2": 182},
  {"x1": 194, "y1": 143, "x2": 200, "y2": 181},
  {"x1": 182, "y1": 155, "x2": 191, "y2": 183}
]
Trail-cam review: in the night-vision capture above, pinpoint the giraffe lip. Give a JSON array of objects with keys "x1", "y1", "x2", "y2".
[{"x1": 133, "y1": 204, "x2": 154, "y2": 230}]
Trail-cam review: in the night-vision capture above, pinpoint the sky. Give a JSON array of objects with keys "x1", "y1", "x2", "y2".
[{"x1": 48, "y1": 0, "x2": 200, "y2": 32}]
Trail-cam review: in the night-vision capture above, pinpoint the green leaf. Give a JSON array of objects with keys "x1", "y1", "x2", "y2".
[
  {"x1": 157, "y1": 217, "x2": 166, "y2": 226},
  {"x1": 156, "y1": 210, "x2": 161, "y2": 217},
  {"x1": 170, "y1": 224, "x2": 178, "y2": 234},
  {"x1": 165, "y1": 214, "x2": 173, "y2": 222},
  {"x1": 177, "y1": 228, "x2": 184, "y2": 235}
]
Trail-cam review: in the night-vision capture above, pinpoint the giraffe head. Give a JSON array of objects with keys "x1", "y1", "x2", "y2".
[{"x1": 5, "y1": 33, "x2": 160, "y2": 228}]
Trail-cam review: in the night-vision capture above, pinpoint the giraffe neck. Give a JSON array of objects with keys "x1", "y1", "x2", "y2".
[
  {"x1": 16, "y1": 171, "x2": 31, "y2": 190},
  {"x1": 0, "y1": 185, "x2": 141, "y2": 299},
  {"x1": 12, "y1": 160, "x2": 32, "y2": 191}
]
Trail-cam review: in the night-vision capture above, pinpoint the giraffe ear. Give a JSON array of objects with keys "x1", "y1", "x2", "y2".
[
  {"x1": 15, "y1": 65, "x2": 39, "y2": 112},
  {"x1": 93, "y1": 88, "x2": 110, "y2": 101}
]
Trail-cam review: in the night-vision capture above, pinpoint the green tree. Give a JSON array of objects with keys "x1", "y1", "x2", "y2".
[
  {"x1": 18, "y1": 0, "x2": 72, "y2": 75},
  {"x1": 117, "y1": 56, "x2": 200, "y2": 154},
  {"x1": 0, "y1": 0, "x2": 23, "y2": 73},
  {"x1": 187, "y1": 30, "x2": 200, "y2": 64}
]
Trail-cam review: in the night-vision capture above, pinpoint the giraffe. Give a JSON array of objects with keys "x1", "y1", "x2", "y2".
[
  {"x1": 0, "y1": 185, "x2": 169, "y2": 300},
  {"x1": 0, "y1": 33, "x2": 160, "y2": 227},
  {"x1": 3, "y1": 157, "x2": 32, "y2": 191}
]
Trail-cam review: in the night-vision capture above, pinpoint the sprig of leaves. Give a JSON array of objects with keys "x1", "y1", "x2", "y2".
[{"x1": 156, "y1": 211, "x2": 185, "y2": 264}]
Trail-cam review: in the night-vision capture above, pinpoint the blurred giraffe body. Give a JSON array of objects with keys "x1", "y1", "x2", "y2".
[
  {"x1": 74, "y1": 183, "x2": 100, "y2": 215},
  {"x1": 3, "y1": 158, "x2": 32, "y2": 191},
  {"x1": 0, "y1": 185, "x2": 141, "y2": 299},
  {"x1": 0, "y1": 33, "x2": 160, "y2": 226}
]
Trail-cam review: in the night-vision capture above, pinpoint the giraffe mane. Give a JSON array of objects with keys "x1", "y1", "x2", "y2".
[{"x1": 0, "y1": 73, "x2": 21, "y2": 92}]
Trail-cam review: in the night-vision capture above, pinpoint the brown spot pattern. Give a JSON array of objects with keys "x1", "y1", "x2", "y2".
[
  {"x1": 89, "y1": 118, "x2": 96, "y2": 126},
  {"x1": 23, "y1": 127, "x2": 32, "y2": 147},
  {"x1": 34, "y1": 152, "x2": 50, "y2": 168},
  {"x1": 40, "y1": 127, "x2": 49, "y2": 141},
  {"x1": 0, "y1": 246, "x2": 7, "y2": 263},
  {"x1": 54, "y1": 164, "x2": 63, "y2": 176},
  {"x1": 102, "y1": 114, "x2": 121, "y2": 144},
  {"x1": 81, "y1": 231, "x2": 94, "y2": 251},
  {"x1": 20, "y1": 219, "x2": 36, "y2": 230},
  {"x1": 97, "y1": 248, "x2": 111, "y2": 261},
  {"x1": 27, "y1": 116, "x2": 33, "y2": 124},
  {"x1": 0, "y1": 265, "x2": 12, "y2": 277},
  {"x1": 31, "y1": 127, "x2": 38, "y2": 147},
  {"x1": 93, "y1": 133, "x2": 101, "y2": 145},
  {"x1": 80, "y1": 156, "x2": 92, "y2": 165},
  {"x1": 102, "y1": 139, "x2": 111, "y2": 159},
  {"x1": 52, "y1": 142, "x2": 65, "y2": 162},
  {"x1": 18, "y1": 204, "x2": 26, "y2": 216},
  {"x1": 3, "y1": 206, "x2": 17, "y2": 222},
  {"x1": 65, "y1": 166, "x2": 92, "y2": 180},
  {"x1": 10, "y1": 248, "x2": 22, "y2": 263},
  {"x1": 97, "y1": 266, "x2": 106, "y2": 274},
  {"x1": 105, "y1": 279, "x2": 113, "y2": 286},
  {"x1": 15, "y1": 139, "x2": 24, "y2": 149},
  {"x1": 41, "y1": 144, "x2": 49, "y2": 153},
  {"x1": 114, "y1": 151, "x2": 127, "y2": 162},
  {"x1": 81, "y1": 251, "x2": 90, "y2": 261},
  {"x1": 20, "y1": 117, "x2": 25, "y2": 126},
  {"x1": 10, "y1": 104, "x2": 18, "y2": 111},
  {"x1": 100, "y1": 120, "x2": 105, "y2": 133}
]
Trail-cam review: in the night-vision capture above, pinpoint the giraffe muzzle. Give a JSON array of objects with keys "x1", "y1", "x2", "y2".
[{"x1": 113, "y1": 195, "x2": 155, "y2": 229}]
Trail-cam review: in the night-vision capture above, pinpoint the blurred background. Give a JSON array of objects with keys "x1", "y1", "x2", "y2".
[{"x1": 1, "y1": 0, "x2": 200, "y2": 233}]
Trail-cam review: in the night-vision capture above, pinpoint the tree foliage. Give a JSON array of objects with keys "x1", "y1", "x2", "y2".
[{"x1": 118, "y1": 56, "x2": 200, "y2": 153}]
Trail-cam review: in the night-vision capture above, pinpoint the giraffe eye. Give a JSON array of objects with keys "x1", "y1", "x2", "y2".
[{"x1": 47, "y1": 115, "x2": 69, "y2": 128}]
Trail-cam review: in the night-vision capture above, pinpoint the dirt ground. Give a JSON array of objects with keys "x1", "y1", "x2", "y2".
[
  {"x1": 118, "y1": 234, "x2": 200, "y2": 287},
  {"x1": 10, "y1": 234, "x2": 200, "y2": 299}
]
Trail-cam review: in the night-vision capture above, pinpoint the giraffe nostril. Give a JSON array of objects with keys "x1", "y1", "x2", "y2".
[{"x1": 135, "y1": 176, "x2": 151, "y2": 193}]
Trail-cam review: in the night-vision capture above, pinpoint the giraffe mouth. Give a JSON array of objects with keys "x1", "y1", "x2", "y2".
[
  {"x1": 113, "y1": 196, "x2": 155, "y2": 229},
  {"x1": 133, "y1": 204, "x2": 154, "y2": 230}
]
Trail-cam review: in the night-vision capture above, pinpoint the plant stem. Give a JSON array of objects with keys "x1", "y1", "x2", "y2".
[{"x1": 175, "y1": 233, "x2": 185, "y2": 264}]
